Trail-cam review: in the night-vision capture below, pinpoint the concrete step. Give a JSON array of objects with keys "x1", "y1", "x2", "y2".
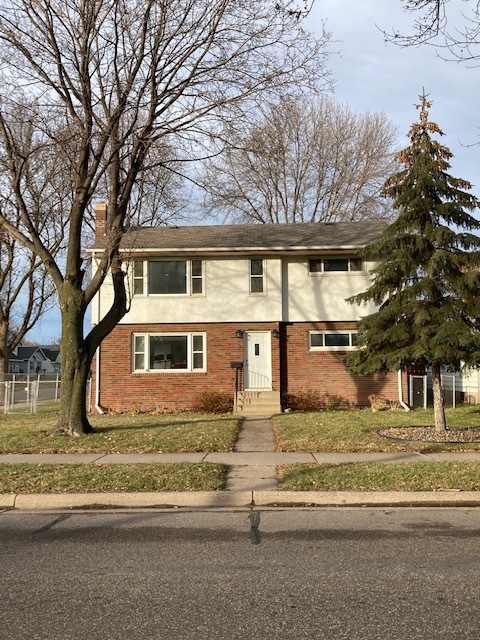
[
  {"x1": 237, "y1": 405, "x2": 281, "y2": 416},
  {"x1": 235, "y1": 390, "x2": 281, "y2": 415}
]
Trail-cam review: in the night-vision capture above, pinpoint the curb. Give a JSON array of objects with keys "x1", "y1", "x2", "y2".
[{"x1": 3, "y1": 491, "x2": 480, "y2": 511}]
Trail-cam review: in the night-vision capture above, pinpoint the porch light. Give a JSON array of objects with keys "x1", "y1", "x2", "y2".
[
  {"x1": 236, "y1": 330, "x2": 244, "y2": 338},
  {"x1": 272, "y1": 329, "x2": 280, "y2": 339}
]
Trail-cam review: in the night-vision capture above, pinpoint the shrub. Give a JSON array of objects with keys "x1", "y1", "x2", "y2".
[
  {"x1": 283, "y1": 390, "x2": 351, "y2": 412},
  {"x1": 283, "y1": 389, "x2": 324, "y2": 411},
  {"x1": 193, "y1": 391, "x2": 234, "y2": 414}
]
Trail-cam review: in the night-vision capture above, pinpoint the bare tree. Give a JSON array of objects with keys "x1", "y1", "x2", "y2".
[
  {"x1": 389, "y1": 1, "x2": 480, "y2": 62},
  {"x1": 0, "y1": 229, "x2": 56, "y2": 384},
  {"x1": 0, "y1": 0, "x2": 330, "y2": 435},
  {"x1": 0, "y1": 109, "x2": 67, "y2": 393},
  {"x1": 202, "y1": 96, "x2": 398, "y2": 224}
]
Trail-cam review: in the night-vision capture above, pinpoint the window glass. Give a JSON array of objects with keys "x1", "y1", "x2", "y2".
[
  {"x1": 149, "y1": 261, "x2": 186, "y2": 294},
  {"x1": 192, "y1": 335, "x2": 204, "y2": 369},
  {"x1": 309, "y1": 258, "x2": 363, "y2": 273},
  {"x1": 250, "y1": 259, "x2": 264, "y2": 293},
  {"x1": 191, "y1": 260, "x2": 203, "y2": 294},
  {"x1": 310, "y1": 333, "x2": 324, "y2": 347},
  {"x1": 251, "y1": 259, "x2": 263, "y2": 276},
  {"x1": 149, "y1": 336, "x2": 187, "y2": 369},
  {"x1": 192, "y1": 335, "x2": 203, "y2": 351},
  {"x1": 323, "y1": 258, "x2": 349, "y2": 272},
  {"x1": 309, "y1": 259, "x2": 322, "y2": 273},
  {"x1": 133, "y1": 335, "x2": 145, "y2": 369},
  {"x1": 133, "y1": 333, "x2": 206, "y2": 372},
  {"x1": 309, "y1": 331, "x2": 357, "y2": 350},
  {"x1": 349, "y1": 258, "x2": 363, "y2": 272},
  {"x1": 325, "y1": 333, "x2": 350, "y2": 347},
  {"x1": 133, "y1": 261, "x2": 144, "y2": 295}
]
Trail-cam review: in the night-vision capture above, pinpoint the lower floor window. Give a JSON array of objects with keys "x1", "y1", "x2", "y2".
[
  {"x1": 309, "y1": 331, "x2": 358, "y2": 350},
  {"x1": 133, "y1": 333, "x2": 206, "y2": 371}
]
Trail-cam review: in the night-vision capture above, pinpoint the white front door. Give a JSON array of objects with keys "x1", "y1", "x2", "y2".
[{"x1": 244, "y1": 331, "x2": 272, "y2": 390}]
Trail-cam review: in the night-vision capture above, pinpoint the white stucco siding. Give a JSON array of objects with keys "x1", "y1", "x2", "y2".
[
  {"x1": 94, "y1": 257, "x2": 284, "y2": 324},
  {"x1": 285, "y1": 258, "x2": 379, "y2": 322},
  {"x1": 92, "y1": 254, "x2": 379, "y2": 326}
]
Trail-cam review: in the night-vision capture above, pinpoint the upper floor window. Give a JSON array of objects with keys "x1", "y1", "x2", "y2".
[
  {"x1": 309, "y1": 331, "x2": 358, "y2": 351},
  {"x1": 133, "y1": 259, "x2": 203, "y2": 296},
  {"x1": 250, "y1": 259, "x2": 264, "y2": 294},
  {"x1": 309, "y1": 257, "x2": 363, "y2": 273}
]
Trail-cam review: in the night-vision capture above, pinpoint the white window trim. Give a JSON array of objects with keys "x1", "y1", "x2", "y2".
[
  {"x1": 308, "y1": 330, "x2": 358, "y2": 351},
  {"x1": 249, "y1": 258, "x2": 267, "y2": 296},
  {"x1": 132, "y1": 332, "x2": 207, "y2": 372},
  {"x1": 133, "y1": 259, "x2": 205, "y2": 297},
  {"x1": 308, "y1": 257, "x2": 364, "y2": 275}
]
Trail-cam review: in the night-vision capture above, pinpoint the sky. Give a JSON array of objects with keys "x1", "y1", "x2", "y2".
[
  {"x1": 26, "y1": 0, "x2": 480, "y2": 344},
  {"x1": 306, "y1": 0, "x2": 480, "y2": 194}
]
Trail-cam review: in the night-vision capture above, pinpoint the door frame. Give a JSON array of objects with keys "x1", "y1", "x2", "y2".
[{"x1": 243, "y1": 331, "x2": 272, "y2": 390}]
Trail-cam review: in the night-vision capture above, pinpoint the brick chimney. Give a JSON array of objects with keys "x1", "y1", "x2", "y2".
[{"x1": 94, "y1": 202, "x2": 107, "y2": 241}]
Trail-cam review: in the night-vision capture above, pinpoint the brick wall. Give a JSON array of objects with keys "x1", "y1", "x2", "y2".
[
  {"x1": 94, "y1": 322, "x2": 281, "y2": 412},
  {"x1": 93, "y1": 320, "x2": 405, "y2": 412},
  {"x1": 281, "y1": 321, "x2": 406, "y2": 407}
]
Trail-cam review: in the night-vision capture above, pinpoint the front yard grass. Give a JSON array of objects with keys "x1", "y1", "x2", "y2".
[
  {"x1": 0, "y1": 409, "x2": 241, "y2": 454},
  {"x1": 0, "y1": 463, "x2": 227, "y2": 493},
  {"x1": 278, "y1": 461, "x2": 480, "y2": 492},
  {"x1": 272, "y1": 404, "x2": 480, "y2": 452}
]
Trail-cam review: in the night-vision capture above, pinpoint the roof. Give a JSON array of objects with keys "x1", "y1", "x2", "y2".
[
  {"x1": 11, "y1": 346, "x2": 60, "y2": 362},
  {"x1": 89, "y1": 221, "x2": 388, "y2": 255}
]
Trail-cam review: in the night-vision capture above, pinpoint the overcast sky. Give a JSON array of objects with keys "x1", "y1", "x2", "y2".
[
  {"x1": 306, "y1": 0, "x2": 480, "y2": 195},
  {"x1": 27, "y1": 0, "x2": 480, "y2": 344}
]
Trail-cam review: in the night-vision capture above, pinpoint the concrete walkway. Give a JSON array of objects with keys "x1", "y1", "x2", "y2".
[{"x1": 226, "y1": 416, "x2": 278, "y2": 491}]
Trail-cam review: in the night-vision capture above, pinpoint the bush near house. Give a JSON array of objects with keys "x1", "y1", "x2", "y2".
[
  {"x1": 283, "y1": 389, "x2": 351, "y2": 412},
  {"x1": 192, "y1": 391, "x2": 234, "y2": 414}
]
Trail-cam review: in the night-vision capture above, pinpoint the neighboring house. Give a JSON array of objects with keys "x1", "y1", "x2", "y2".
[
  {"x1": 90, "y1": 204, "x2": 408, "y2": 414},
  {"x1": 8, "y1": 345, "x2": 61, "y2": 375}
]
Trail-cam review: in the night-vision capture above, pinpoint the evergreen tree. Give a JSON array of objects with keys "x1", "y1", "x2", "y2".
[{"x1": 346, "y1": 94, "x2": 480, "y2": 432}]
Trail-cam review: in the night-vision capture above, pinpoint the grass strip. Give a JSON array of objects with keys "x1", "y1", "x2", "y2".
[
  {"x1": 278, "y1": 461, "x2": 480, "y2": 491},
  {"x1": 0, "y1": 463, "x2": 228, "y2": 493}
]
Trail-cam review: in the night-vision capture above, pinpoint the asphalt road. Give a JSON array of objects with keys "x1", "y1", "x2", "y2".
[{"x1": 1, "y1": 507, "x2": 480, "y2": 639}]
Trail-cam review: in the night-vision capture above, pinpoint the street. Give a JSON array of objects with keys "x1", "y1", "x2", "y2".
[{"x1": 1, "y1": 507, "x2": 480, "y2": 639}]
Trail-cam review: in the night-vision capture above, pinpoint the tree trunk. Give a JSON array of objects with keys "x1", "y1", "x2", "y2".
[
  {"x1": 57, "y1": 285, "x2": 94, "y2": 436},
  {"x1": 56, "y1": 256, "x2": 128, "y2": 436},
  {"x1": 431, "y1": 362, "x2": 447, "y2": 433}
]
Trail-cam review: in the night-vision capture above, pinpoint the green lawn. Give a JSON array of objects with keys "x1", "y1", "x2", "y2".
[
  {"x1": 0, "y1": 409, "x2": 241, "y2": 454},
  {"x1": 272, "y1": 405, "x2": 480, "y2": 452}
]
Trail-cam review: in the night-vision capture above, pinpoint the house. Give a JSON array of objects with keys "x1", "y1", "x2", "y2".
[
  {"x1": 8, "y1": 345, "x2": 61, "y2": 375},
  {"x1": 90, "y1": 204, "x2": 408, "y2": 414}
]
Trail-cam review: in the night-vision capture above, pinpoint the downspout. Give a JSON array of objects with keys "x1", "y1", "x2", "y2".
[
  {"x1": 94, "y1": 345, "x2": 104, "y2": 415},
  {"x1": 398, "y1": 368, "x2": 411, "y2": 412},
  {"x1": 94, "y1": 257, "x2": 104, "y2": 415}
]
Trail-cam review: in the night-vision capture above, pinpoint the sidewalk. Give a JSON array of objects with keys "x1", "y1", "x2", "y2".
[{"x1": 2, "y1": 415, "x2": 480, "y2": 511}]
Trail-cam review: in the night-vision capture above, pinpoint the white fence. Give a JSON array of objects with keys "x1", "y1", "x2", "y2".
[{"x1": 2, "y1": 375, "x2": 91, "y2": 414}]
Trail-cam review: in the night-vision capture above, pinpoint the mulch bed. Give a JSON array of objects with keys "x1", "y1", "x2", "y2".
[{"x1": 378, "y1": 426, "x2": 480, "y2": 444}]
